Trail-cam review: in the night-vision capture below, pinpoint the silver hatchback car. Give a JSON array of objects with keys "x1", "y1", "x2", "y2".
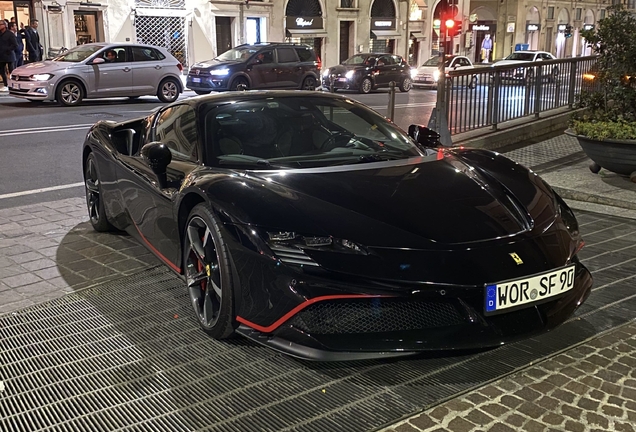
[{"x1": 8, "y1": 43, "x2": 184, "y2": 106}]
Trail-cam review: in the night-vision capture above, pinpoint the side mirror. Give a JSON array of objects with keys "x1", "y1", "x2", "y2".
[
  {"x1": 408, "y1": 125, "x2": 441, "y2": 148},
  {"x1": 91, "y1": 57, "x2": 105, "y2": 65},
  {"x1": 141, "y1": 142, "x2": 172, "y2": 188}
]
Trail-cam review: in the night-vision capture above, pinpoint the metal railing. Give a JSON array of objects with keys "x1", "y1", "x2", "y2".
[{"x1": 443, "y1": 56, "x2": 598, "y2": 135}]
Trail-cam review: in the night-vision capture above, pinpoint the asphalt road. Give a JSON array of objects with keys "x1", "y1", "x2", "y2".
[{"x1": 0, "y1": 88, "x2": 437, "y2": 208}]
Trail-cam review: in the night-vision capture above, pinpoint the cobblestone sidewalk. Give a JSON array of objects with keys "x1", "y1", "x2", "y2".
[{"x1": 382, "y1": 321, "x2": 636, "y2": 432}]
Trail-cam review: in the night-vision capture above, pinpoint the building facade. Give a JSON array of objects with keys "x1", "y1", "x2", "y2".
[{"x1": 3, "y1": 0, "x2": 628, "y2": 72}]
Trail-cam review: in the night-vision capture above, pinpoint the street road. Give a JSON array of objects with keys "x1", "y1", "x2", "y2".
[{"x1": 0, "y1": 89, "x2": 436, "y2": 208}]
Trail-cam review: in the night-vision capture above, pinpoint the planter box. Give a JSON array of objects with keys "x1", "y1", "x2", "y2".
[{"x1": 565, "y1": 129, "x2": 636, "y2": 176}]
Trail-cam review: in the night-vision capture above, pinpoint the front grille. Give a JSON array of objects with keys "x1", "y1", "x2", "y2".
[
  {"x1": 10, "y1": 75, "x2": 30, "y2": 81},
  {"x1": 9, "y1": 88, "x2": 30, "y2": 94},
  {"x1": 287, "y1": 298, "x2": 466, "y2": 334}
]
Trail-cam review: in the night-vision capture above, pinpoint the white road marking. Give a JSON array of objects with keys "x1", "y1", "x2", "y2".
[
  {"x1": 0, "y1": 182, "x2": 84, "y2": 200},
  {"x1": 0, "y1": 124, "x2": 95, "y2": 137}
]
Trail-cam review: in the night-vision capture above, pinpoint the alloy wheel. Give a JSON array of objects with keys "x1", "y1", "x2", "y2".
[
  {"x1": 401, "y1": 77, "x2": 412, "y2": 91},
  {"x1": 185, "y1": 216, "x2": 223, "y2": 328},
  {"x1": 361, "y1": 78, "x2": 372, "y2": 94},
  {"x1": 303, "y1": 77, "x2": 316, "y2": 91},
  {"x1": 162, "y1": 81, "x2": 178, "y2": 101},
  {"x1": 85, "y1": 156, "x2": 101, "y2": 226},
  {"x1": 60, "y1": 83, "x2": 81, "y2": 105}
]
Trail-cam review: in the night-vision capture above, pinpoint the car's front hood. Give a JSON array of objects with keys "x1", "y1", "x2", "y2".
[
  {"x1": 192, "y1": 59, "x2": 241, "y2": 69},
  {"x1": 201, "y1": 150, "x2": 557, "y2": 250},
  {"x1": 416, "y1": 66, "x2": 437, "y2": 74},
  {"x1": 326, "y1": 65, "x2": 369, "y2": 75},
  {"x1": 13, "y1": 60, "x2": 65, "y2": 75}
]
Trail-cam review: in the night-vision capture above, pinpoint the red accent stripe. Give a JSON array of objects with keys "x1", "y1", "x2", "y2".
[
  {"x1": 236, "y1": 294, "x2": 389, "y2": 334},
  {"x1": 133, "y1": 222, "x2": 182, "y2": 274}
]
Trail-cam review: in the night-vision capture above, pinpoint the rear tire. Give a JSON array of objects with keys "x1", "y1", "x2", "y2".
[
  {"x1": 84, "y1": 153, "x2": 112, "y2": 232},
  {"x1": 157, "y1": 78, "x2": 180, "y2": 103},
  {"x1": 399, "y1": 77, "x2": 412, "y2": 92},
  {"x1": 301, "y1": 76, "x2": 317, "y2": 91}
]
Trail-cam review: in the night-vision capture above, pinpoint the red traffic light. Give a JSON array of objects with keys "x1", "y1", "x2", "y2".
[{"x1": 445, "y1": 19, "x2": 455, "y2": 29}]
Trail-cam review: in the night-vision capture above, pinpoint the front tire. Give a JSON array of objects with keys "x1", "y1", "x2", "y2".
[
  {"x1": 84, "y1": 153, "x2": 112, "y2": 232},
  {"x1": 230, "y1": 77, "x2": 249, "y2": 91},
  {"x1": 56, "y1": 80, "x2": 84, "y2": 106},
  {"x1": 183, "y1": 203, "x2": 236, "y2": 339},
  {"x1": 157, "y1": 78, "x2": 180, "y2": 103},
  {"x1": 194, "y1": 90, "x2": 211, "y2": 95},
  {"x1": 399, "y1": 77, "x2": 412, "y2": 92},
  {"x1": 359, "y1": 77, "x2": 372, "y2": 94}
]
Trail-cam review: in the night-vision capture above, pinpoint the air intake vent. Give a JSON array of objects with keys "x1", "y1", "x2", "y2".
[{"x1": 269, "y1": 244, "x2": 319, "y2": 267}]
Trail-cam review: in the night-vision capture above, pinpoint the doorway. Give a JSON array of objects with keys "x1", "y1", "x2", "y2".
[
  {"x1": 216, "y1": 17, "x2": 232, "y2": 56},
  {"x1": 74, "y1": 11, "x2": 101, "y2": 45},
  {"x1": 0, "y1": 1, "x2": 30, "y2": 30},
  {"x1": 339, "y1": 21, "x2": 352, "y2": 63}
]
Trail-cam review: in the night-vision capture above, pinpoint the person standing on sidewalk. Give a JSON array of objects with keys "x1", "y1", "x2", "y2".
[
  {"x1": 0, "y1": 19, "x2": 18, "y2": 91},
  {"x1": 9, "y1": 22, "x2": 24, "y2": 67},
  {"x1": 24, "y1": 19, "x2": 42, "y2": 63}
]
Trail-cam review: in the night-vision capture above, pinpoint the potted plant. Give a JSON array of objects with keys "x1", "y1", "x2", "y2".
[{"x1": 565, "y1": 4, "x2": 636, "y2": 181}]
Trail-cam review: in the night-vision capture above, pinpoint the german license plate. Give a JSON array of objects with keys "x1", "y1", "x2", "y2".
[
  {"x1": 11, "y1": 82, "x2": 19, "y2": 90},
  {"x1": 485, "y1": 265, "x2": 576, "y2": 314},
  {"x1": 192, "y1": 77, "x2": 201, "y2": 83}
]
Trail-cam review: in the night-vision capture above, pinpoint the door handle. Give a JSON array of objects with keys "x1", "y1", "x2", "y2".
[
  {"x1": 154, "y1": 65, "x2": 162, "y2": 70},
  {"x1": 123, "y1": 67, "x2": 131, "y2": 72}
]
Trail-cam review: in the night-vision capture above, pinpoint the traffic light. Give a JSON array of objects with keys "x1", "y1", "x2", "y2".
[
  {"x1": 565, "y1": 24, "x2": 573, "y2": 38},
  {"x1": 454, "y1": 20, "x2": 462, "y2": 36}
]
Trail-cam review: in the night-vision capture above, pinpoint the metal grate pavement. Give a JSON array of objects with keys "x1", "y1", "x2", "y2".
[{"x1": 1, "y1": 211, "x2": 636, "y2": 432}]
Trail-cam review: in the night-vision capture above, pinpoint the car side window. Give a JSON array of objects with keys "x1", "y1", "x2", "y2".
[
  {"x1": 460, "y1": 58, "x2": 470, "y2": 67},
  {"x1": 132, "y1": 47, "x2": 161, "y2": 62},
  {"x1": 377, "y1": 56, "x2": 391, "y2": 66},
  {"x1": 276, "y1": 48, "x2": 298, "y2": 63},
  {"x1": 294, "y1": 47, "x2": 314, "y2": 62},
  {"x1": 257, "y1": 50, "x2": 274, "y2": 64},
  {"x1": 102, "y1": 47, "x2": 128, "y2": 63},
  {"x1": 154, "y1": 105, "x2": 198, "y2": 161},
  {"x1": 391, "y1": 55, "x2": 403, "y2": 65}
]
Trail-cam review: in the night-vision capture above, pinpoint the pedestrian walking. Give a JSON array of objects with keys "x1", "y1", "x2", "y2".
[
  {"x1": 24, "y1": 18, "x2": 42, "y2": 63},
  {"x1": 0, "y1": 19, "x2": 18, "y2": 91},
  {"x1": 9, "y1": 22, "x2": 24, "y2": 67}
]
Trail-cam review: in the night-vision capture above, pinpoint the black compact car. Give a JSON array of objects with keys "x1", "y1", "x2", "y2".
[
  {"x1": 186, "y1": 43, "x2": 320, "y2": 94},
  {"x1": 322, "y1": 53, "x2": 413, "y2": 94},
  {"x1": 82, "y1": 91, "x2": 592, "y2": 360}
]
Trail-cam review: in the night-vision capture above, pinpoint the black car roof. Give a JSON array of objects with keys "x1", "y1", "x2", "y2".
[{"x1": 182, "y1": 90, "x2": 350, "y2": 109}]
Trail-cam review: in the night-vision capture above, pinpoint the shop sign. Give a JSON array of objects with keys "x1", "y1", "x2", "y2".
[
  {"x1": 507, "y1": 23, "x2": 515, "y2": 33},
  {"x1": 371, "y1": 18, "x2": 396, "y2": 30},
  {"x1": 285, "y1": 16, "x2": 323, "y2": 30},
  {"x1": 526, "y1": 24, "x2": 540, "y2": 32},
  {"x1": 558, "y1": 24, "x2": 567, "y2": 31},
  {"x1": 473, "y1": 25, "x2": 490, "y2": 31},
  {"x1": 583, "y1": 24, "x2": 594, "y2": 30}
]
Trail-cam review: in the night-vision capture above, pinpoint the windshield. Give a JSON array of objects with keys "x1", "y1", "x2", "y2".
[
  {"x1": 216, "y1": 47, "x2": 260, "y2": 62},
  {"x1": 422, "y1": 57, "x2": 453, "y2": 67},
  {"x1": 504, "y1": 53, "x2": 535, "y2": 61},
  {"x1": 204, "y1": 96, "x2": 426, "y2": 169},
  {"x1": 52, "y1": 45, "x2": 104, "y2": 62},
  {"x1": 342, "y1": 54, "x2": 375, "y2": 66}
]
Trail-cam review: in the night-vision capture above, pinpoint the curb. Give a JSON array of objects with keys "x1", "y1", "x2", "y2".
[{"x1": 553, "y1": 185, "x2": 636, "y2": 211}]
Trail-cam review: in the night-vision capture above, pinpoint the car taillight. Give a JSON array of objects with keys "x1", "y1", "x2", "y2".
[
  {"x1": 316, "y1": 56, "x2": 322, "y2": 71},
  {"x1": 177, "y1": 63, "x2": 183, "y2": 72}
]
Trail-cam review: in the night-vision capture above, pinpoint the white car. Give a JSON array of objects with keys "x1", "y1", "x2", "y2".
[
  {"x1": 412, "y1": 55, "x2": 477, "y2": 89},
  {"x1": 493, "y1": 50, "x2": 558, "y2": 82}
]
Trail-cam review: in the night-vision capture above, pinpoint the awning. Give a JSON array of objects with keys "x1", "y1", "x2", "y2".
[
  {"x1": 286, "y1": 29, "x2": 328, "y2": 37},
  {"x1": 371, "y1": 30, "x2": 402, "y2": 38},
  {"x1": 410, "y1": 31, "x2": 425, "y2": 41}
]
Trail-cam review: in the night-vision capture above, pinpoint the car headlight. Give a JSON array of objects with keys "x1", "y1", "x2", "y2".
[
  {"x1": 209, "y1": 68, "x2": 229, "y2": 76},
  {"x1": 267, "y1": 231, "x2": 368, "y2": 255},
  {"x1": 322, "y1": 69, "x2": 330, "y2": 77},
  {"x1": 30, "y1": 73, "x2": 53, "y2": 81},
  {"x1": 433, "y1": 70, "x2": 440, "y2": 82},
  {"x1": 410, "y1": 68, "x2": 418, "y2": 79},
  {"x1": 345, "y1": 70, "x2": 355, "y2": 79}
]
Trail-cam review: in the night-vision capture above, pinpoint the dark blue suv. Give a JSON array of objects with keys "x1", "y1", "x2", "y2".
[{"x1": 186, "y1": 43, "x2": 320, "y2": 94}]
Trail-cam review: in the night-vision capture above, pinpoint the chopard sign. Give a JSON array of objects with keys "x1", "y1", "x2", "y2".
[{"x1": 296, "y1": 18, "x2": 313, "y2": 27}]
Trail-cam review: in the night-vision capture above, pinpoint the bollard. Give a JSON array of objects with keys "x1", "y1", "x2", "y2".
[
  {"x1": 387, "y1": 81, "x2": 396, "y2": 121},
  {"x1": 329, "y1": 77, "x2": 334, "y2": 93}
]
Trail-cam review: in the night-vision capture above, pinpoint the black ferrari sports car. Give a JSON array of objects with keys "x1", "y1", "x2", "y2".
[{"x1": 82, "y1": 91, "x2": 592, "y2": 360}]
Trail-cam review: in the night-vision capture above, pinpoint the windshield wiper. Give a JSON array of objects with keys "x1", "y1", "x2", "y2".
[
  {"x1": 218, "y1": 159, "x2": 293, "y2": 169},
  {"x1": 333, "y1": 153, "x2": 405, "y2": 166}
]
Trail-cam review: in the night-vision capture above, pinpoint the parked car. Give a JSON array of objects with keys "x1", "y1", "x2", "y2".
[
  {"x1": 186, "y1": 43, "x2": 320, "y2": 94},
  {"x1": 322, "y1": 53, "x2": 412, "y2": 94},
  {"x1": 82, "y1": 91, "x2": 592, "y2": 360},
  {"x1": 492, "y1": 50, "x2": 559, "y2": 83},
  {"x1": 8, "y1": 43, "x2": 184, "y2": 106},
  {"x1": 412, "y1": 55, "x2": 477, "y2": 89}
]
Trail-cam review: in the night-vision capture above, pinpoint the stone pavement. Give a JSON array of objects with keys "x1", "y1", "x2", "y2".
[{"x1": 1, "y1": 133, "x2": 636, "y2": 432}]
